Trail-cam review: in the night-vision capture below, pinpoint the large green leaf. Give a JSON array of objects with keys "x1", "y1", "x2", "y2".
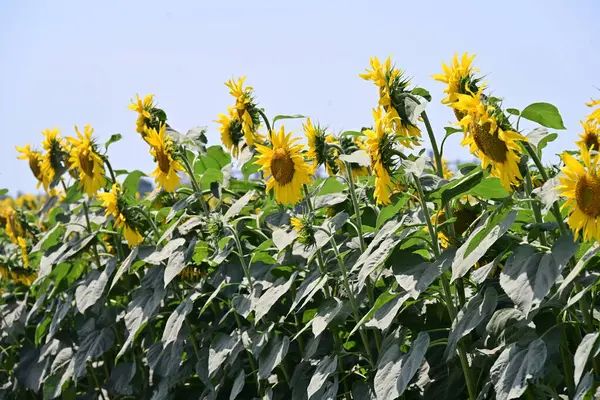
[
  {"x1": 122, "y1": 170, "x2": 147, "y2": 196},
  {"x1": 520, "y1": 102, "x2": 566, "y2": 129}
]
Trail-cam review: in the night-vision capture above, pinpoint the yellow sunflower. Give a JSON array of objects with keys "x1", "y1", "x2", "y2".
[
  {"x1": 15, "y1": 194, "x2": 38, "y2": 210},
  {"x1": 360, "y1": 56, "x2": 421, "y2": 147},
  {"x1": 431, "y1": 52, "x2": 480, "y2": 107},
  {"x1": 98, "y1": 184, "x2": 143, "y2": 247},
  {"x1": 215, "y1": 107, "x2": 245, "y2": 157},
  {"x1": 145, "y1": 124, "x2": 183, "y2": 193},
  {"x1": 40, "y1": 127, "x2": 64, "y2": 190},
  {"x1": 365, "y1": 108, "x2": 396, "y2": 205},
  {"x1": 577, "y1": 119, "x2": 600, "y2": 151},
  {"x1": 254, "y1": 126, "x2": 313, "y2": 205},
  {"x1": 17, "y1": 237, "x2": 29, "y2": 268},
  {"x1": 4, "y1": 206, "x2": 26, "y2": 244},
  {"x1": 16, "y1": 144, "x2": 45, "y2": 188},
  {"x1": 556, "y1": 144, "x2": 600, "y2": 243},
  {"x1": 304, "y1": 119, "x2": 340, "y2": 176},
  {"x1": 290, "y1": 217, "x2": 303, "y2": 232},
  {"x1": 128, "y1": 93, "x2": 155, "y2": 139},
  {"x1": 452, "y1": 90, "x2": 526, "y2": 191},
  {"x1": 67, "y1": 124, "x2": 106, "y2": 196},
  {"x1": 225, "y1": 77, "x2": 261, "y2": 147},
  {"x1": 340, "y1": 135, "x2": 369, "y2": 179},
  {"x1": 587, "y1": 98, "x2": 600, "y2": 122}
]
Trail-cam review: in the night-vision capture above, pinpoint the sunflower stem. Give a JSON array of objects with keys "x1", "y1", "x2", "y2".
[
  {"x1": 180, "y1": 153, "x2": 210, "y2": 216},
  {"x1": 257, "y1": 109, "x2": 272, "y2": 134},
  {"x1": 83, "y1": 200, "x2": 103, "y2": 269},
  {"x1": 412, "y1": 173, "x2": 476, "y2": 400},
  {"x1": 135, "y1": 207, "x2": 160, "y2": 239},
  {"x1": 228, "y1": 226, "x2": 253, "y2": 290},
  {"x1": 103, "y1": 157, "x2": 118, "y2": 185}
]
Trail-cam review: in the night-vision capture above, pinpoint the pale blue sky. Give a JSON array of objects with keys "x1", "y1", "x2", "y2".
[{"x1": 1, "y1": 0, "x2": 599, "y2": 194}]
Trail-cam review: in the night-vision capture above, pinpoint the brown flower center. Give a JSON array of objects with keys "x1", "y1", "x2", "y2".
[
  {"x1": 575, "y1": 174, "x2": 600, "y2": 218},
  {"x1": 584, "y1": 133, "x2": 600, "y2": 151},
  {"x1": 472, "y1": 122, "x2": 508, "y2": 163},
  {"x1": 156, "y1": 150, "x2": 171, "y2": 174},
  {"x1": 270, "y1": 148, "x2": 295, "y2": 185},
  {"x1": 79, "y1": 150, "x2": 95, "y2": 177}
]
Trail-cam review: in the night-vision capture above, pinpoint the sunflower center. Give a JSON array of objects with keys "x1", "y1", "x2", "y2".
[
  {"x1": 270, "y1": 148, "x2": 295, "y2": 185},
  {"x1": 29, "y1": 156, "x2": 43, "y2": 181},
  {"x1": 156, "y1": 150, "x2": 172, "y2": 173},
  {"x1": 472, "y1": 122, "x2": 508, "y2": 163},
  {"x1": 79, "y1": 150, "x2": 95, "y2": 176},
  {"x1": 575, "y1": 174, "x2": 600, "y2": 217},
  {"x1": 584, "y1": 133, "x2": 599, "y2": 151}
]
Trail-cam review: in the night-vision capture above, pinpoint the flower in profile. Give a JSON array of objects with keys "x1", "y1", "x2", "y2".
[
  {"x1": 452, "y1": 90, "x2": 526, "y2": 191},
  {"x1": 215, "y1": 107, "x2": 245, "y2": 157},
  {"x1": 255, "y1": 126, "x2": 314, "y2": 205},
  {"x1": 98, "y1": 184, "x2": 143, "y2": 247},
  {"x1": 365, "y1": 108, "x2": 398, "y2": 205},
  {"x1": 3, "y1": 206, "x2": 26, "y2": 243},
  {"x1": 291, "y1": 215, "x2": 316, "y2": 246},
  {"x1": 40, "y1": 127, "x2": 66, "y2": 189},
  {"x1": 128, "y1": 94, "x2": 157, "y2": 140},
  {"x1": 431, "y1": 53, "x2": 482, "y2": 110},
  {"x1": 15, "y1": 194, "x2": 38, "y2": 210},
  {"x1": 0, "y1": 265, "x2": 37, "y2": 286},
  {"x1": 225, "y1": 77, "x2": 262, "y2": 147},
  {"x1": 16, "y1": 144, "x2": 45, "y2": 188},
  {"x1": 587, "y1": 98, "x2": 600, "y2": 122},
  {"x1": 577, "y1": 119, "x2": 600, "y2": 151},
  {"x1": 431, "y1": 205, "x2": 479, "y2": 248},
  {"x1": 67, "y1": 124, "x2": 106, "y2": 196},
  {"x1": 556, "y1": 144, "x2": 600, "y2": 243},
  {"x1": 304, "y1": 118, "x2": 340, "y2": 176},
  {"x1": 17, "y1": 237, "x2": 29, "y2": 268},
  {"x1": 145, "y1": 124, "x2": 184, "y2": 193},
  {"x1": 360, "y1": 56, "x2": 421, "y2": 147}
]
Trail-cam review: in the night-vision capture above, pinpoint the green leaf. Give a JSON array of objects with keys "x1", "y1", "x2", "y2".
[
  {"x1": 201, "y1": 168, "x2": 223, "y2": 187},
  {"x1": 35, "y1": 316, "x2": 51, "y2": 345},
  {"x1": 411, "y1": 87, "x2": 432, "y2": 102},
  {"x1": 318, "y1": 177, "x2": 347, "y2": 195},
  {"x1": 340, "y1": 130, "x2": 363, "y2": 137},
  {"x1": 122, "y1": 170, "x2": 147, "y2": 196},
  {"x1": 104, "y1": 133, "x2": 122, "y2": 150},
  {"x1": 206, "y1": 145, "x2": 231, "y2": 168},
  {"x1": 192, "y1": 241, "x2": 210, "y2": 264},
  {"x1": 469, "y1": 177, "x2": 510, "y2": 199},
  {"x1": 242, "y1": 156, "x2": 260, "y2": 180},
  {"x1": 573, "y1": 333, "x2": 600, "y2": 387},
  {"x1": 520, "y1": 102, "x2": 566, "y2": 129},
  {"x1": 538, "y1": 132, "x2": 558, "y2": 152},
  {"x1": 195, "y1": 155, "x2": 220, "y2": 174},
  {"x1": 444, "y1": 126, "x2": 463, "y2": 136},
  {"x1": 0, "y1": 189, "x2": 7, "y2": 196},
  {"x1": 377, "y1": 196, "x2": 408, "y2": 228},
  {"x1": 61, "y1": 184, "x2": 83, "y2": 204},
  {"x1": 272, "y1": 114, "x2": 305, "y2": 125},
  {"x1": 506, "y1": 108, "x2": 520, "y2": 116},
  {"x1": 439, "y1": 168, "x2": 484, "y2": 204}
]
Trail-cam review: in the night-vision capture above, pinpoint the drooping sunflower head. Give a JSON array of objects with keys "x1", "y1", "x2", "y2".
[
  {"x1": 431, "y1": 52, "x2": 483, "y2": 110},
  {"x1": 215, "y1": 107, "x2": 245, "y2": 158},
  {"x1": 365, "y1": 108, "x2": 399, "y2": 205},
  {"x1": 452, "y1": 90, "x2": 526, "y2": 191},
  {"x1": 145, "y1": 124, "x2": 184, "y2": 193},
  {"x1": 225, "y1": 77, "x2": 262, "y2": 147},
  {"x1": 556, "y1": 144, "x2": 600, "y2": 243},
  {"x1": 97, "y1": 184, "x2": 144, "y2": 247},
  {"x1": 3, "y1": 205, "x2": 26, "y2": 244},
  {"x1": 304, "y1": 118, "x2": 340, "y2": 175},
  {"x1": 40, "y1": 127, "x2": 66, "y2": 189},
  {"x1": 254, "y1": 126, "x2": 314, "y2": 205},
  {"x1": 577, "y1": 119, "x2": 600, "y2": 151},
  {"x1": 67, "y1": 124, "x2": 106, "y2": 196},
  {"x1": 128, "y1": 94, "x2": 164, "y2": 140},
  {"x1": 15, "y1": 194, "x2": 38, "y2": 210},
  {"x1": 291, "y1": 215, "x2": 316, "y2": 246},
  {"x1": 17, "y1": 237, "x2": 29, "y2": 268},
  {"x1": 16, "y1": 144, "x2": 45, "y2": 188}
]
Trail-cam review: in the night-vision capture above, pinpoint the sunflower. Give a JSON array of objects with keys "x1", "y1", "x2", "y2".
[
  {"x1": 128, "y1": 94, "x2": 156, "y2": 140},
  {"x1": 577, "y1": 119, "x2": 600, "y2": 151},
  {"x1": 98, "y1": 184, "x2": 143, "y2": 247},
  {"x1": 215, "y1": 107, "x2": 245, "y2": 157},
  {"x1": 360, "y1": 56, "x2": 421, "y2": 147},
  {"x1": 365, "y1": 108, "x2": 397, "y2": 205},
  {"x1": 587, "y1": 98, "x2": 600, "y2": 122},
  {"x1": 15, "y1": 194, "x2": 38, "y2": 210},
  {"x1": 304, "y1": 119, "x2": 340, "y2": 176},
  {"x1": 4, "y1": 206, "x2": 26, "y2": 243},
  {"x1": 431, "y1": 205, "x2": 479, "y2": 248},
  {"x1": 67, "y1": 124, "x2": 106, "y2": 196},
  {"x1": 225, "y1": 77, "x2": 262, "y2": 147},
  {"x1": 145, "y1": 124, "x2": 184, "y2": 193},
  {"x1": 452, "y1": 90, "x2": 526, "y2": 191},
  {"x1": 431, "y1": 53, "x2": 482, "y2": 110},
  {"x1": 556, "y1": 144, "x2": 600, "y2": 242},
  {"x1": 16, "y1": 144, "x2": 45, "y2": 188},
  {"x1": 254, "y1": 126, "x2": 314, "y2": 205},
  {"x1": 40, "y1": 127, "x2": 65, "y2": 189},
  {"x1": 0, "y1": 265, "x2": 36, "y2": 286},
  {"x1": 17, "y1": 237, "x2": 29, "y2": 268}
]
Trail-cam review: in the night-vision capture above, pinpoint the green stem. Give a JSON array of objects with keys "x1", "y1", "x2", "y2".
[
  {"x1": 228, "y1": 227, "x2": 253, "y2": 289},
  {"x1": 89, "y1": 365, "x2": 107, "y2": 400},
  {"x1": 180, "y1": 152, "x2": 210, "y2": 216},
  {"x1": 413, "y1": 173, "x2": 475, "y2": 400},
  {"x1": 257, "y1": 109, "x2": 272, "y2": 133},
  {"x1": 136, "y1": 207, "x2": 160, "y2": 239},
  {"x1": 523, "y1": 167, "x2": 548, "y2": 247},
  {"x1": 83, "y1": 201, "x2": 103, "y2": 268},
  {"x1": 103, "y1": 157, "x2": 118, "y2": 185},
  {"x1": 233, "y1": 311, "x2": 259, "y2": 382}
]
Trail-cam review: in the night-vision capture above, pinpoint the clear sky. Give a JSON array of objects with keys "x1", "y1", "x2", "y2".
[{"x1": 1, "y1": 0, "x2": 599, "y2": 195}]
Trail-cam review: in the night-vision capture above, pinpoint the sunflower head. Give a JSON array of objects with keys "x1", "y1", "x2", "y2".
[
  {"x1": 365, "y1": 108, "x2": 399, "y2": 205},
  {"x1": 291, "y1": 215, "x2": 316, "y2": 246},
  {"x1": 145, "y1": 124, "x2": 183, "y2": 193},
  {"x1": 67, "y1": 124, "x2": 106, "y2": 196},
  {"x1": 40, "y1": 127, "x2": 67, "y2": 189},
  {"x1": 557, "y1": 144, "x2": 600, "y2": 242},
  {"x1": 16, "y1": 144, "x2": 45, "y2": 187},
  {"x1": 452, "y1": 90, "x2": 526, "y2": 191},
  {"x1": 586, "y1": 98, "x2": 600, "y2": 122},
  {"x1": 304, "y1": 119, "x2": 340, "y2": 175},
  {"x1": 431, "y1": 52, "x2": 483, "y2": 108},
  {"x1": 3, "y1": 206, "x2": 26, "y2": 243},
  {"x1": 225, "y1": 77, "x2": 262, "y2": 147},
  {"x1": 215, "y1": 107, "x2": 245, "y2": 158},
  {"x1": 98, "y1": 184, "x2": 144, "y2": 247},
  {"x1": 577, "y1": 119, "x2": 600, "y2": 151},
  {"x1": 254, "y1": 126, "x2": 314, "y2": 205},
  {"x1": 128, "y1": 94, "x2": 166, "y2": 140}
]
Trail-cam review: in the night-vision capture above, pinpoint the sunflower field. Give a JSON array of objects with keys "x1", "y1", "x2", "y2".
[{"x1": 2, "y1": 53, "x2": 600, "y2": 400}]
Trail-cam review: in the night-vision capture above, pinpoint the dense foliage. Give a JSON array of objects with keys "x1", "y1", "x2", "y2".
[{"x1": 2, "y1": 54, "x2": 600, "y2": 399}]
